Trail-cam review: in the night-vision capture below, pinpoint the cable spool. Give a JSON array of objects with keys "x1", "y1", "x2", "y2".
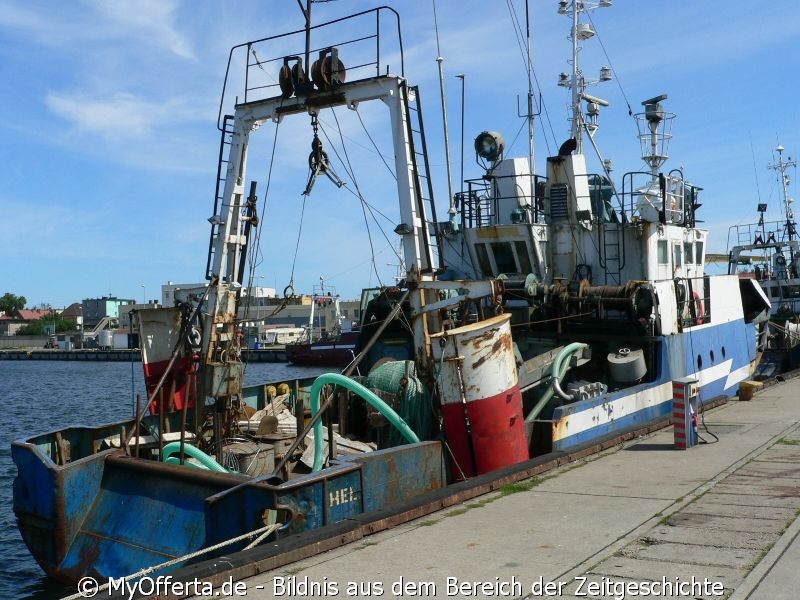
[
  {"x1": 311, "y1": 54, "x2": 346, "y2": 91},
  {"x1": 278, "y1": 64, "x2": 293, "y2": 98},
  {"x1": 276, "y1": 383, "x2": 291, "y2": 396}
]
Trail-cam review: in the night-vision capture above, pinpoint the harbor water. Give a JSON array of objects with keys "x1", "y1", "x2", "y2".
[{"x1": 0, "y1": 360, "x2": 326, "y2": 600}]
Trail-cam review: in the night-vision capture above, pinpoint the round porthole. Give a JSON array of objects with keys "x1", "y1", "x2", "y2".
[
  {"x1": 710, "y1": 350, "x2": 715, "y2": 363},
  {"x1": 722, "y1": 346, "x2": 726, "y2": 358},
  {"x1": 697, "y1": 354, "x2": 703, "y2": 369}
]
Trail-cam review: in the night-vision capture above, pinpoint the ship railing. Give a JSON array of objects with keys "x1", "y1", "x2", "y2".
[
  {"x1": 456, "y1": 173, "x2": 547, "y2": 229},
  {"x1": 620, "y1": 170, "x2": 695, "y2": 226},
  {"x1": 726, "y1": 219, "x2": 795, "y2": 251},
  {"x1": 216, "y1": 7, "x2": 404, "y2": 129}
]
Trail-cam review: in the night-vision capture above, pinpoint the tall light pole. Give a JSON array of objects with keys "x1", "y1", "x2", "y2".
[
  {"x1": 456, "y1": 74, "x2": 465, "y2": 201},
  {"x1": 141, "y1": 284, "x2": 146, "y2": 305}
]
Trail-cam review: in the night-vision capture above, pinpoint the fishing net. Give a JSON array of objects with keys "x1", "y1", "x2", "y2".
[{"x1": 366, "y1": 360, "x2": 434, "y2": 448}]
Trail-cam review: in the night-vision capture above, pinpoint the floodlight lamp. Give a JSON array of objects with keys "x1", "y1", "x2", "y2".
[{"x1": 474, "y1": 131, "x2": 505, "y2": 162}]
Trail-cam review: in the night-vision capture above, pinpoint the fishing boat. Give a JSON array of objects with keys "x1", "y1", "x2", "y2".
[
  {"x1": 285, "y1": 283, "x2": 359, "y2": 368},
  {"x1": 258, "y1": 326, "x2": 306, "y2": 347},
  {"x1": 12, "y1": 2, "x2": 769, "y2": 588},
  {"x1": 726, "y1": 145, "x2": 800, "y2": 378}
]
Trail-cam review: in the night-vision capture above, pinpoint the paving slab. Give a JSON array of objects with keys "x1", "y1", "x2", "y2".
[
  {"x1": 700, "y1": 491, "x2": 800, "y2": 509},
  {"x1": 742, "y1": 529, "x2": 800, "y2": 600},
  {"x1": 679, "y1": 500, "x2": 797, "y2": 521},
  {"x1": 707, "y1": 479, "x2": 800, "y2": 498},
  {"x1": 588, "y1": 555, "x2": 747, "y2": 589},
  {"x1": 646, "y1": 524, "x2": 780, "y2": 550},
  {"x1": 757, "y1": 443, "x2": 800, "y2": 461},
  {"x1": 665, "y1": 512, "x2": 788, "y2": 534}
]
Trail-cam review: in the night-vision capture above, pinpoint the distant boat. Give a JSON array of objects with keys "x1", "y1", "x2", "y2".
[
  {"x1": 286, "y1": 284, "x2": 358, "y2": 367},
  {"x1": 727, "y1": 145, "x2": 800, "y2": 378},
  {"x1": 258, "y1": 326, "x2": 306, "y2": 347},
  {"x1": 285, "y1": 330, "x2": 359, "y2": 367}
]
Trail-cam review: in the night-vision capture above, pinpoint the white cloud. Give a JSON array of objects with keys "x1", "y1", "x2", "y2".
[
  {"x1": 88, "y1": 0, "x2": 194, "y2": 59},
  {"x1": 0, "y1": 0, "x2": 193, "y2": 59},
  {"x1": 44, "y1": 90, "x2": 210, "y2": 140},
  {"x1": 0, "y1": 3, "x2": 47, "y2": 30}
]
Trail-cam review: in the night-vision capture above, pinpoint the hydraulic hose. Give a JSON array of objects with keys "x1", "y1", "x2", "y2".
[
  {"x1": 525, "y1": 343, "x2": 588, "y2": 422},
  {"x1": 161, "y1": 441, "x2": 229, "y2": 473},
  {"x1": 310, "y1": 373, "x2": 420, "y2": 472}
]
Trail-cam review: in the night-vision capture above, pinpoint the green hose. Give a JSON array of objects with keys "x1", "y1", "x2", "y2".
[
  {"x1": 525, "y1": 343, "x2": 588, "y2": 423},
  {"x1": 310, "y1": 373, "x2": 420, "y2": 472},
  {"x1": 161, "y1": 441, "x2": 230, "y2": 473}
]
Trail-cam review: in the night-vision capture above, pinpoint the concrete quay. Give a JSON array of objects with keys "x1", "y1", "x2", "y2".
[{"x1": 188, "y1": 378, "x2": 800, "y2": 600}]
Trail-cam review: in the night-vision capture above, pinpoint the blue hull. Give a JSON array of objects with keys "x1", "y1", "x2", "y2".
[
  {"x1": 550, "y1": 319, "x2": 757, "y2": 452},
  {"x1": 12, "y1": 413, "x2": 444, "y2": 583}
]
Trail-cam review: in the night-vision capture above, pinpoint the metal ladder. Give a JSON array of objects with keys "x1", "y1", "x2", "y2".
[
  {"x1": 401, "y1": 83, "x2": 443, "y2": 274},
  {"x1": 599, "y1": 222, "x2": 623, "y2": 284},
  {"x1": 205, "y1": 115, "x2": 235, "y2": 281}
]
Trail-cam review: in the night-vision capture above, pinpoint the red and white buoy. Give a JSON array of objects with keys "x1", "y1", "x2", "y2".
[{"x1": 430, "y1": 313, "x2": 528, "y2": 479}]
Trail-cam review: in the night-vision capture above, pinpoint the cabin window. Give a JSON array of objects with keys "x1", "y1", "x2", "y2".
[
  {"x1": 475, "y1": 243, "x2": 492, "y2": 277},
  {"x1": 770, "y1": 286, "x2": 780, "y2": 298},
  {"x1": 657, "y1": 240, "x2": 668, "y2": 264},
  {"x1": 695, "y1": 241, "x2": 704, "y2": 263},
  {"x1": 673, "y1": 244, "x2": 683, "y2": 268},
  {"x1": 491, "y1": 242, "x2": 517, "y2": 274},
  {"x1": 514, "y1": 241, "x2": 533, "y2": 274},
  {"x1": 684, "y1": 242, "x2": 694, "y2": 264}
]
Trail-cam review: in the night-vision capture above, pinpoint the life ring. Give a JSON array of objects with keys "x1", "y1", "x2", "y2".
[
  {"x1": 283, "y1": 285, "x2": 294, "y2": 299},
  {"x1": 693, "y1": 291, "x2": 705, "y2": 325}
]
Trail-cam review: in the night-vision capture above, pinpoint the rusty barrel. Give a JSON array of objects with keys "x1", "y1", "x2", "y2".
[{"x1": 430, "y1": 313, "x2": 528, "y2": 479}]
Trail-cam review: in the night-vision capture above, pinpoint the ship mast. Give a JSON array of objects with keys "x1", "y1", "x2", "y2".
[
  {"x1": 557, "y1": 0, "x2": 612, "y2": 154},
  {"x1": 769, "y1": 145, "x2": 797, "y2": 243}
]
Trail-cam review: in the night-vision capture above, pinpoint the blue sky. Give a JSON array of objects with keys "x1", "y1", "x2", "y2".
[{"x1": 2, "y1": 0, "x2": 800, "y2": 309}]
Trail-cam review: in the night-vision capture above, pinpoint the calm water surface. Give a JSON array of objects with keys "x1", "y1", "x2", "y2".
[{"x1": 0, "y1": 360, "x2": 325, "y2": 600}]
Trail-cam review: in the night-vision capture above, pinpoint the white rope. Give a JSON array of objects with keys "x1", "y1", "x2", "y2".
[{"x1": 59, "y1": 523, "x2": 283, "y2": 600}]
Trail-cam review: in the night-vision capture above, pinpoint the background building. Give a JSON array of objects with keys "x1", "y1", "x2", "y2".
[{"x1": 81, "y1": 296, "x2": 134, "y2": 328}]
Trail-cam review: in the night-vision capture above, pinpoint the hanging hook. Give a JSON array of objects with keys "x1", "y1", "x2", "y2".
[{"x1": 303, "y1": 114, "x2": 345, "y2": 195}]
